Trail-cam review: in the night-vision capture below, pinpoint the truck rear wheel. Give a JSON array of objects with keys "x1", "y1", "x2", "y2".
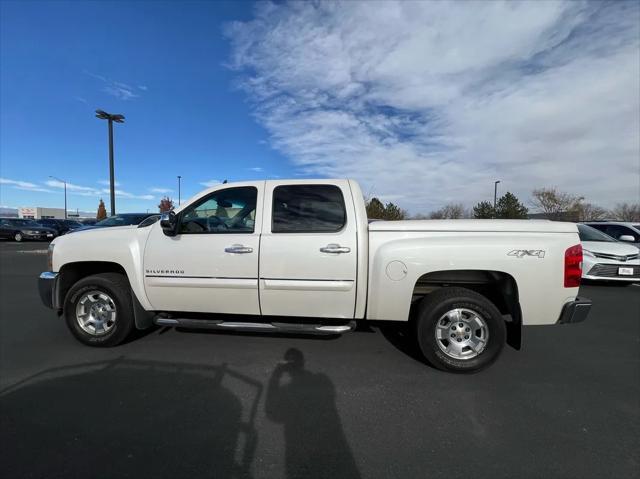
[
  {"x1": 415, "y1": 287, "x2": 506, "y2": 373},
  {"x1": 63, "y1": 273, "x2": 135, "y2": 347}
]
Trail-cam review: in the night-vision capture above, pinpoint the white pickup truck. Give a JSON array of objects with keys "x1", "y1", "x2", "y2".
[{"x1": 39, "y1": 179, "x2": 591, "y2": 372}]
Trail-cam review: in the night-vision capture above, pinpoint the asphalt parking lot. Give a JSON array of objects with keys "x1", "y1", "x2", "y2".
[{"x1": 1, "y1": 241, "x2": 638, "y2": 479}]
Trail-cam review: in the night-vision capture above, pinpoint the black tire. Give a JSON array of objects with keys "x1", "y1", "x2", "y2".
[
  {"x1": 415, "y1": 287, "x2": 506, "y2": 373},
  {"x1": 14, "y1": 232, "x2": 23, "y2": 242},
  {"x1": 63, "y1": 273, "x2": 135, "y2": 347}
]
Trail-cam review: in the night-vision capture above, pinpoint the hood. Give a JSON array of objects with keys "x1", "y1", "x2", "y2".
[
  {"x1": 51, "y1": 224, "x2": 143, "y2": 250},
  {"x1": 69, "y1": 224, "x2": 137, "y2": 233},
  {"x1": 581, "y1": 240, "x2": 639, "y2": 256},
  {"x1": 368, "y1": 219, "x2": 577, "y2": 234},
  {"x1": 50, "y1": 223, "x2": 153, "y2": 272}
]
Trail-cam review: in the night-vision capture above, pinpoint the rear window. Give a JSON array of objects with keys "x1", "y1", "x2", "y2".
[{"x1": 272, "y1": 185, "x2": 346, "y2": 233}]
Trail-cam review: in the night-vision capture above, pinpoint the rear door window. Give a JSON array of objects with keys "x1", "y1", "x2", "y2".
[{"x1": 272, "y1": 185, "x2": 346, "y2": 233}]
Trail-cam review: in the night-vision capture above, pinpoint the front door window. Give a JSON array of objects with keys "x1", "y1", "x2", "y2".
[{"x1": 179, "y1": 187, "x2": 257, "y2": 234}]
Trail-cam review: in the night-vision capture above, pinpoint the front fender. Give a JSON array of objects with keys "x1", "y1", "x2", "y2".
[{"x1": 52, "y1": 227, "x2": 153, "y2": 310}]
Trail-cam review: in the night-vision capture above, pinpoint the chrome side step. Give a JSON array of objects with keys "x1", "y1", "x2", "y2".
[{"x1": 154, "y1": 317, "x2": 356, "y2": 335}]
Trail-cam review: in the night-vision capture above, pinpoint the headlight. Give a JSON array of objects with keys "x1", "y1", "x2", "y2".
[
  {"x1": 583, "y1": 249, "x2": 595, "y2": 258},
  {"x1": 47, "y1": 243, "x2": 55, "y2": 271}
]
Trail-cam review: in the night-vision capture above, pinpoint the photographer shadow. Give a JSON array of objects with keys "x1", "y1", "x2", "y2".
[{"x1": 266, "y1": 348, "x2": 360, "y2": 479}]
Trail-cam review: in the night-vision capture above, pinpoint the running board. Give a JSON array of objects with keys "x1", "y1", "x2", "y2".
[{"x1": 154, "y1": 317, "x2": 356, "y2": 335}]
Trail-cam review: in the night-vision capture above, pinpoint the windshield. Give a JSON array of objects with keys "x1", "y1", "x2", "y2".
[
  {"x1": 633, "y1": 225, "x2": 640, "y2": 230},
  {"x1": 578, "y1": 224, "x2": 615, "y2": 242},
  {"x1": 96, "y1": 215, "x2": 148, "y2": 227}
]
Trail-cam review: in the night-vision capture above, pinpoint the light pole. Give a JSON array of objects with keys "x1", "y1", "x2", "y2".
[
  {"x1": 177, "y1": 175, "x2": 182, "y2": 205},
  {"x1": 95, "y1": 109, "x2": 125, "y2": 216},
  {"x1": 49, "y1": 176, "x2": 67, "y2": 219},
  {"x1": 493, "y1": 180, "x2": 501, "y2": 217}
]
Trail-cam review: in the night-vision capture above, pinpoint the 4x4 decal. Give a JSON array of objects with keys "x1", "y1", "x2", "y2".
[{"x1": 508, "y1": 249, "x2": 545, "y2": 259}]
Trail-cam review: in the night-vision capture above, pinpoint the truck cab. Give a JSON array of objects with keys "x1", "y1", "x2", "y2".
[{"x1": 144, "y1": 180, "x2": 365, "y2": 320}]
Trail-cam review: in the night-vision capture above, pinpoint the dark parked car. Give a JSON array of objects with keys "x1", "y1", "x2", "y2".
[
  {"x1": 78, "y1": 218, "x2": 98, "y2": 226},
  {"x1": 0, "y1": 218, "x2": 58, "y2": 242},
  {"x1": 36, "y1": 218, "x2": 83, "y2": 235},
  {"x1": 73, "y1": 213, "x2": 157, "y2": 232}
]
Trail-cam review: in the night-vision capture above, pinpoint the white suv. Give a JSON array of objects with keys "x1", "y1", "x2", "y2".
[{"x1": 584, "y1": 222, "x2": 640, "y2": 248}]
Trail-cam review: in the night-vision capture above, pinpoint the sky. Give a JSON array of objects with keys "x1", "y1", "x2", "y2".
[{"x1": 1, "y1": 0, "x2": 639, "y2": 215}]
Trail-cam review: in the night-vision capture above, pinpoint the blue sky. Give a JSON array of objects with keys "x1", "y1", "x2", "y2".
[
  {"x1": 1, "y1": 1, "x2": 284, "y2": 213},
  {"x1": 1, "y1": 1, "x2": 639, "y2": 214}
]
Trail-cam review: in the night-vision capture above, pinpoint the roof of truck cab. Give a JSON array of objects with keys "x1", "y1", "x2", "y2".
[{"x1": 368, "y1": 219, "x2": 578, "y2": 233}]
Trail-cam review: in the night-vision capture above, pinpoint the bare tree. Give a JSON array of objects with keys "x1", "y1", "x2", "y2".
[
  {"x1": 576, "y1": 203, "x2": 608, "y2": 222},
  {"x1": 158, "y1": 196, "x2": 175, "y2": 213},
  {"x1": 429, "y1": 203, "x2": 469, "y2": 219},
  {"x1": 531, "y1": 188, "x2": 584, "y2": 220},
  {"x1": 610, "y1": 202, "x2": 640, "y2": 222}
]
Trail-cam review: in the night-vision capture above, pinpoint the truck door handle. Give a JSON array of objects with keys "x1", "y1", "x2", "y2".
[
  {"x1": 320, "y1": 244, "x2": 351, "y2": 254},
  {"x1": 225, "y1": 244, "x2": 253, "y2": 254}
]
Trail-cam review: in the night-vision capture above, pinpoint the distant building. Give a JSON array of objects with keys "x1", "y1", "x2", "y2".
[
  {"x1": 19, "y1": 207, "x2": 66, "y2": 219},
  {"x1": 15, "y1": 207, "x2": 96, "y2": 219}
]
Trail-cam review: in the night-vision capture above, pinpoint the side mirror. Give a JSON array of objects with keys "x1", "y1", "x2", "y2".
[
  {"x1": 619, "y1": 235, "x2": 635, "y2": 243},
  {"x1": 160, "y1": 211, "x2": 178, "y2": 236}
]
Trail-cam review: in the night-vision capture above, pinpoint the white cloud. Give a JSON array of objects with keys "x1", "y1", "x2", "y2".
[
  {"x1": 150, "y1": 187, "x2": 173, "y2": 194},
  {"x1": 45, "y1": 179, "x2": 101, "y2": 196},
  {"x1": 225, "y1": 1, "x2": 640, "y2": 212},
  {"x1": 44, "y1": 179, "x2": 155, "y2": 200},
  {"x1": 0, "y1": 177, "x2": 54, "y2": 193},
  {"x1": 247, "y1": 167, "x2": 263, "y2": 172},
  {"x1": 201, "y1": 179, "x2": 222, "y2": 187},
  {"x1": 1, "y1": 178, "x2": 38, "y2": 189},
  {"x1": 98, "y1": 179, "x2": 121, "y2": 187},
  {"x1": 84, "y1": 70, "x2": 141, "y2": 101},
  {"x1": 110, "y1": 189, "x2": 155, "y2": 200}
]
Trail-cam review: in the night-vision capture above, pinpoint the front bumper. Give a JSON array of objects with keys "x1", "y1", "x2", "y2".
[
  {"x1": 25, "y1": 232, "x2": 56, "y2": 240},
  {"x1": 38, "y1": 272, "x2": 60, "y2": 310},
  {"x1": 557, "y1": 297, "x2": 592, "y2": 324},
  {"x1": 583, "y1": 261, "x2": 640, "y2": 281}
]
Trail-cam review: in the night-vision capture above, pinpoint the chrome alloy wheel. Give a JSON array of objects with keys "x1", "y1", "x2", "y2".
[
  {"x1": 435, "y1": 308, "x2": 489, "y2": 360},
  {"x1": 75, "y1": 290, "x2": 117, "y2": 335}
]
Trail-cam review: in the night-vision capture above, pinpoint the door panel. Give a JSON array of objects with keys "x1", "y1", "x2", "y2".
[
  {"x1": 143, "y1": 183, "x2": 263, "y2": 314},
  {"x1": 259, "y1": 181, "x2": 357, "y2": 318}
]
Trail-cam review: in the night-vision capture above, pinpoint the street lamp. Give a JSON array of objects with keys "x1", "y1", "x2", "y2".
[
  {"x1": 49, "y1": 176, "x2": 67, "y2": 219},
  {"x1": 177, "y1": 175, "x2": 182, "y2": 205},
  {"x1": 493, "y1": 180, "x2": 501, "y2": 217},
  {"x1": 95, "y1": 109, "x2": 125, "y2": 216}
]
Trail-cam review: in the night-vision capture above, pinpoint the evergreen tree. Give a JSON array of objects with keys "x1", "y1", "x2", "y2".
[
  {"x1": 496, "y1": 192, "x2": 528, "y2": 219},
  {"x1": 365, "y1": 197, "x2": 407, "y2": 220},
  {"x1": 473, "y1": 201, "x2": 495, "y2": 219}
]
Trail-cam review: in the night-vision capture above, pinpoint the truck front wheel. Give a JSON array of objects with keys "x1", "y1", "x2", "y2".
[
  {"x1": 63, "y1": 273, "x2": 135, "y2": 347},
  {"x1": 416, "y1": 287, "x2": 506, "y2": 373}
]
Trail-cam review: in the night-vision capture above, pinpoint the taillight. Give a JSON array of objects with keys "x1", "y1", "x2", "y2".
[{"x1": 564, "y1": 244, "x2": 582, "y2": 288}]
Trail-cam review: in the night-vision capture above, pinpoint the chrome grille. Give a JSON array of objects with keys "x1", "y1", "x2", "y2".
[
  {"x1": 587, "y1": 263, "x2": 640, "y2": 278},
  {"x1": 593, "y1": 252, "x2": 639, "y2": 262}
]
